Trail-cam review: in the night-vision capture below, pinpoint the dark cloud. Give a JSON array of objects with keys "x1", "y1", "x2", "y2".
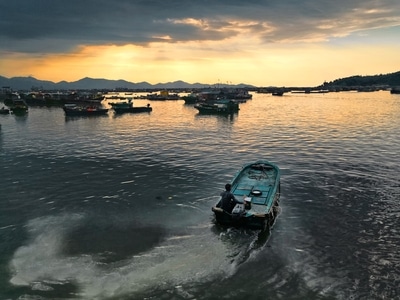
[{"x1": 1, "y1": 0, "x2": 399, "y2": 53}]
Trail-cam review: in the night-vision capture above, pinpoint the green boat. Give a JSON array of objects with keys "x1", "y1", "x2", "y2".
[
  {"x1": 212, "y1": 160, "x2": 281, "y2": 230},
  {"x1": 10, "y1": 99, "x2": 28, "y2": 115},
  {"x1": 181, "y1": 93, "x2": 200, "y2": 104},
  {"x1": 194, "y1": 99, "x2": 239, "y2": 114},
  {"x1": 109, "y1": 99, "x2": 152, "y2": 114}
]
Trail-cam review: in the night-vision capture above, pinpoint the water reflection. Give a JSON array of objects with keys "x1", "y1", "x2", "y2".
[
  {"x1": 64, "y1": 115, "x2": 110, "y2": 122},
  {"x1": 195, "y1": 113, "x2": 236, "y2": 123}
]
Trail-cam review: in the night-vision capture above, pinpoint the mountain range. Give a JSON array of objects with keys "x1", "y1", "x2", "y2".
[
  {"x1": 1, "y1": 71, "x2": 399, "y2": 91},
  {"x1": 0, "y1": 76, "x2": 253, "y2": 91}
]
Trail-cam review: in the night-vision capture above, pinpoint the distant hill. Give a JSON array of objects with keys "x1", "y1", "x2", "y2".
[
  {"x1": 2, "y1": 71, "x2": 399, "y2": 91},
  {"x1": 0, "y1": 75, "x2": 254, "y2": 91},
  {"x1": 322, "y1": 71, "x2": 400, "y2": 87}
]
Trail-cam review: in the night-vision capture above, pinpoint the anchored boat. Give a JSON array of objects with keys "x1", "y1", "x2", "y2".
[
  {"x1": 212, "y1": 160, "x2": 281, "y2": 230},
  {"x1": 63, "y1": 104, "x2": 108, "y2": 116},
  {"x1": 0, "y1": 107, "x2": 10, "y2": 114},
  {"x1": 10, "y1": 99, "x2": 28, "y2": 115},
  {"x1": 194, "y1": 99, "x2": 239, "y2": 114},
  {"x1": 109, "y1": 99, "x2": 152, "y2": 114}
]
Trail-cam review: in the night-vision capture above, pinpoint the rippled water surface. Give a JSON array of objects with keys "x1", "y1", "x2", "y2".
[{"x1": 1, "y1": 91, "x2": 399, "y2": 299}]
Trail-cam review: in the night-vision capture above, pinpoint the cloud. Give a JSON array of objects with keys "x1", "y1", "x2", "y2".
[{"x1": 1, "y1": 0, "x2": 400, "y2": 54}]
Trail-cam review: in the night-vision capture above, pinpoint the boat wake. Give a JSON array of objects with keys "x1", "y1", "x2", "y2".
[
  {"x1": 8, "y1": 213, "x2": 265, "y2": 299},
  {"x1": 212, "y1": 225, "x2": 272, "y2": 271}
]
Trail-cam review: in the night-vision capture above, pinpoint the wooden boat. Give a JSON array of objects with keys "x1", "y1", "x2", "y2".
[
  {"x1": 194, "y1": 99, "x2": 239, "y2": 114},
  {"x1": 212, "y1": 160, "x2": 281, "y2": 230},
  {"x1": 108, "y1": 99, "x2": 152, "y2": 114},
  {"x1": 63, "y1": 104, "x2": 108, "y2": 116}
]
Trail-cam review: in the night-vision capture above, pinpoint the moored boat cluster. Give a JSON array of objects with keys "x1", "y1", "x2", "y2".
[{"x1": 0, "y1": 88, "x2": 254, "y2": 116}]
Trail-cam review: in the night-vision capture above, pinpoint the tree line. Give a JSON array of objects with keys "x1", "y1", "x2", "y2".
[{"x1": 323, "y1": 71, "x2": 400, "y2": 87}]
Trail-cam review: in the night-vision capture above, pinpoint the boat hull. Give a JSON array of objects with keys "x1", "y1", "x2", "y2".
[
  {"x1": 109, "y1": 100, "x2": 152, "y2": 114},
  {"x1": 390, "y1": 88, "x2": 400, "y2": 94},
  {"x1": 10, "y1": 99, "x2": 29, "y2": 115},
  {"x1": 113, "y1": 106, "x2": 152, "y2": 114},
  {"x1": 10, "y1": 107, "x2": 28, "y2": 115},
  {"x1": 181, "y1": 95, "x2": 199, "y2": 104},
  {"x1": 212, "y1": 160, "x2": 281, "y2": 230},
  {"x1": 195, "y1": 100, "x2": 239, "y2": 114},
  {"x1": 63, "y1": 106, "x2": 108, "y2": 116}
]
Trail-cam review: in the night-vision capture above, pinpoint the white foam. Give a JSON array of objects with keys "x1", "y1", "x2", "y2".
[{"x1": 9, "y1": 213, "x2": 239, "y2": 299}]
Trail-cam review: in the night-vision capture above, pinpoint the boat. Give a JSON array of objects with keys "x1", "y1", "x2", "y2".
[
  {"x1": 146, "y1": 90, "x2": 180, "y2": 100},
  {"x1": 272, "y1": 89, "x2": 284, "y2": 96},
  {"x1": 63, "y1": 104, "x2": 109, "y2": 116},
  {"x1": 0, "y1": 107, "x2": 10, "y2": 114},
  {"x1": 182, "y1": 88, "x2": 252, "y2": 104},
  {"x1": 10, "y1": 99, "x2": 28, "y2": 115},
  {"x1": 222, "y1": 89, "x2": 252, "y2": 102},
  {"x1": 212, "y1": 160, "x2": 281, "y2": 230},
  {"x1": 181, "y1": 93, "x2": 200, "y2": 104},
  {"x1": 194, "y1": 99, "x2": 239, "y2": 114},
  {"x1": 390, "y1": 87, "x2": 400, "y2": 94},
  {"x1": 108, "y1": 99, "x2": 152, "y2": 114}
]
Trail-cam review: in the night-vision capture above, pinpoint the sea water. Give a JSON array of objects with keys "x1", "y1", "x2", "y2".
[{"x1": 0, "y1": 91, "x2": 399, "y2": 299}]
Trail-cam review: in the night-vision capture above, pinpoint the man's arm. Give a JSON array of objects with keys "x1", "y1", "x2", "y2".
[{"x1": 231, "y1": 193, "x2": 243, "y2": 204}]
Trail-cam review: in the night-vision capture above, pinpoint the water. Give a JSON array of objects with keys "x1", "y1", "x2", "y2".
[{"x1": 0, "y1": 91, "x2": 399, "y2": 299}]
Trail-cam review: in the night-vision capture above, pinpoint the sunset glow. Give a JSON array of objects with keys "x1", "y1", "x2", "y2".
[{"x1": 1, "y1": 1, "x2": 400, "y2": 86}]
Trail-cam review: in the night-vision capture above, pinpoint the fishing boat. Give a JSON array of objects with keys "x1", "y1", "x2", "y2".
[
  {"x1": 390, "y1": 87, "x2": 400, "y2": 94},
  {"x1": 194, "y1": 99, "x2": 239, "y2": 114},
  {"x1": 272, "y1": 90, "x2": 284, "y2": 96},
  {"x1": 212, "y1": 160, "x2": 281, "y2": 230},
  {"x1": 63, "y1": 104, "x2": 108, "y2": 116},
  {"x1": 146, "y1": 90, "x2": 180, "y2": 100},
  {"x1": 0, "y1": 107, "x2": 10, "y2": 114},
  {"x1": 181, "y1": 93, "x2": 200, "y2": 104},
  {"x1": 108, "y1": 99, "x2": 152, "y2": 114},
  {"x1": 10, "y1": 99, "x2": 29, "y2": 115}
]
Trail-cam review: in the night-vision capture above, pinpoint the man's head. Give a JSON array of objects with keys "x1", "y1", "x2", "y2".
[{"x1": 225, "y1": 183, "x2": 232, "y2": 191}]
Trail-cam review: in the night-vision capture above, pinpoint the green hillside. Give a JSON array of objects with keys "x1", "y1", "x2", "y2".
[{"x1": 323, "y1": 71, "x2": 400, "y2": 87}]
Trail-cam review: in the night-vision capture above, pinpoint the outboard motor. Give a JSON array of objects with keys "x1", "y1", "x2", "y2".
[
  {"x1": 244, "y1": 197, "x2": 252, "y2": 210},
  {"x1": 231, "y1": 203, "x2": 245, "y2": 220}
]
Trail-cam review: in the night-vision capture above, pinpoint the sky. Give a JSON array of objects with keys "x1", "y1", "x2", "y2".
[{"x1": 1, "y1": 0, "x2": 400, "y2": 87}]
